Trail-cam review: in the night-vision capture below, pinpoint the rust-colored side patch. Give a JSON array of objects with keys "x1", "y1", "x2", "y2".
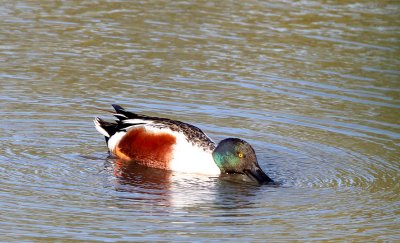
[{"x1": 114, "y1": 127, "x2": 176, "y2": 170}]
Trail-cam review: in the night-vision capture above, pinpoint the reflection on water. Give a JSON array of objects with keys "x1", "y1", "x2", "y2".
[
  {"x1": 108, "y1": 158, "x2": 259, "y2": 208},
  {"x1": 0, "y1": 0, "x2": 399, "y2": 241},
  {"x1": 108, "y1": 156, "x2": 278, "y2": 215}
]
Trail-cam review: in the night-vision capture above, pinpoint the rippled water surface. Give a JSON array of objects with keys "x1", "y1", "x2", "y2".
[{"x1": 1, "y1": 0, "x2": 399, "y2": 241}]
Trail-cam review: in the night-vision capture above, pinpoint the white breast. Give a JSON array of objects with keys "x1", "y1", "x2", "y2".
[{"x1": 169, "y1": 133, "x2": 221, "y2": 175}]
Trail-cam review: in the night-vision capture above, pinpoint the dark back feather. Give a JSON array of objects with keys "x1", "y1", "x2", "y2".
[{"x1": 108, "y1": 105, "x2": 216, "y2": 151}]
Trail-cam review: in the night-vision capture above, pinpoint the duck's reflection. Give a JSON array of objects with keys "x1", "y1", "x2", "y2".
[
  {"x1": 111, "y1": 158, "x2": 172, "y2": 189},
  {"x1": 106, "y1": 158, "x2": 276, "y2": 210}
]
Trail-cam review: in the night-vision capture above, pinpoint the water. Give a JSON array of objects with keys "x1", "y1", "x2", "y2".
[{"x1": 1, "y1": 0, "x2": 399, "y2": 241}]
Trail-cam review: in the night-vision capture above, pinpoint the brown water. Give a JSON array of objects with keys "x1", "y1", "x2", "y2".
[{"x1": 1, "y1": 0, "x2": 399, "y2": 241}]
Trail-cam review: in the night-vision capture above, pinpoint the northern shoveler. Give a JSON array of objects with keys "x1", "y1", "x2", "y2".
[{"x1": 94, "y1": 104, "x2": 273, "y2": 184}]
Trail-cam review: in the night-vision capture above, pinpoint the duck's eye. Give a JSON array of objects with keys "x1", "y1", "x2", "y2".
[{"x1": 238, "y1": 152, "x2": 244, "y2": 158}]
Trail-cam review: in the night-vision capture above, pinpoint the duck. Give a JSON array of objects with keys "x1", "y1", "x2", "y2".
[{"x1": 94, "y1": 104, "x2": 273, "y2": 184}]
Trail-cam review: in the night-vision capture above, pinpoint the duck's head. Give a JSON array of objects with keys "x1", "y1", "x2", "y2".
[{"x1": 212, "y1": 138, "x2": 273, "y2": 184}]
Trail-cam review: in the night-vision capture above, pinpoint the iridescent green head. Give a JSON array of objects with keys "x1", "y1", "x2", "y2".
[{"x1": 212, "y1": 138, "x2": 273, "y2": 184}]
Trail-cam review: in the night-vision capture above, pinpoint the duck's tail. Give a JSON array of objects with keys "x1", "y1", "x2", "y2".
[
  {"x1": 94, "y1": 117, "x2": 117, "y2": 143},
  {"x1": 94, "y1": 104, "x2": 149, "y2": 144}
]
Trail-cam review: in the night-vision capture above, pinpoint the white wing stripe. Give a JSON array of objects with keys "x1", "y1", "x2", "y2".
[
  {"x1": 114, "y1": 114, "x2": 127, "y2": 118},
  {"x1": 122, "y1": 119, "x2": 154, "y2": 125}
]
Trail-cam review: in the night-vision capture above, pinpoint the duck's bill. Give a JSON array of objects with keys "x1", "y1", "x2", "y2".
[{"x1": 244, "y1": 166, "x2": 273, "y2": 184}]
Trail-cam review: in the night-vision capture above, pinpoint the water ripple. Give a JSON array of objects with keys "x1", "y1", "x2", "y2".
[{"x1": 0, "y1": 0, "x2": 399, "y2": 241}]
